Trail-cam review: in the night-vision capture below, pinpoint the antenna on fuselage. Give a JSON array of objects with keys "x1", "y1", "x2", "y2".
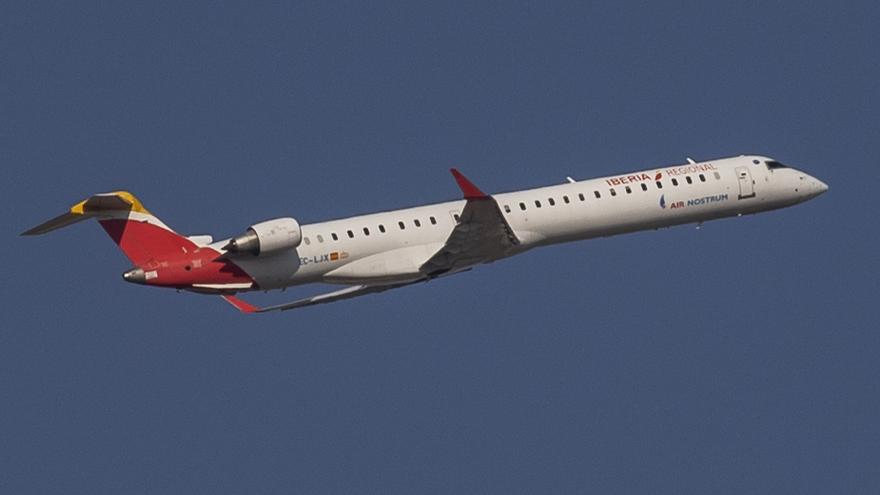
[
  {"x1": 686, "y1": 157, "x2": 697, "y2": 164},
  {"x1": 565, "y1": 176, "x2": 576, "y2": 183}
]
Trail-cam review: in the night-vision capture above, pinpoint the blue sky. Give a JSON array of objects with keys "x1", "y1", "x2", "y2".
[{"x1": 2, "y1": 2, "x2": 878, "y2": 493}]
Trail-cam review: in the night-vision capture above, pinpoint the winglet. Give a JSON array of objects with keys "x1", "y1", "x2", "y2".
[
  {"x1": 221, "y1": 294, "x2": 260, "y2": 313},
  {"x1": 450, "y1": 168, "x2": 488, "y2": 200}
]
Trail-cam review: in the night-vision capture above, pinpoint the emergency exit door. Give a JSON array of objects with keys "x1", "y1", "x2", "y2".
[{"x1": 736, "y1": 166, "x2": 755, "y2": 199}]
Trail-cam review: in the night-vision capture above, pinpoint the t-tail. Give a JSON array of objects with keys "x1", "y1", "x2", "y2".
[{"x1": 21, "y1": 191, "x2": 255, "y2": 291}]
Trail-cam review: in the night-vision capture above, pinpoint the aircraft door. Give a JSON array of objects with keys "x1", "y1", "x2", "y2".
[{"x1": 736, "y1": 166, "x2": 755, "y2": 199}]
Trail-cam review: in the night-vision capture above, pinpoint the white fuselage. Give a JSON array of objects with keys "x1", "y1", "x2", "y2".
[{"x1": 226, "y1": 155, "x2": 828, "y2": 290}]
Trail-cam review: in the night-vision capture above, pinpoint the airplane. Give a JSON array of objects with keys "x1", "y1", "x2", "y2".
[{"x1": 22, "y1": 155, "x2": 827, "y2": 313}]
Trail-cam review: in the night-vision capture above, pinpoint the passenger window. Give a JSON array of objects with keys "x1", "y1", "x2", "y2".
[
  {"x1": 714, "y1": 171, "x2": 721, "y2": 180},
  {"x1": 699, "y1": 174, "x2": 706, "y2": 182},
  {"x1": 594, "y1": 191, "x2": 601, "y2": 199},
  {"x1": 414, "y1": 219, "x2": 421, "y2": 227},
  {"x1": 641, "y1": 183, "x2": 648, "y2": 191},
  {"x1": 655, "y1": 181, "x2": 663, "y2": 189},
  {"x1": 519, "y1": 202, "x2": 526, "y2": 210},
  {"x1": 398, "y1": 221, "x2": 405, "y2": 230},
  {"x1": 504, "y1": 205, "x2": 511, "y2": 213},
  {"x1": 429, "y1": 216, "x2": 437, "y2": 225},
  {"x1": 686, "y1": 176, "x2": 693, "y2": 184},
  {"x1": 347, "y1": 230, "x2": 354, "y2": 238},
  {"x1": 563, "y1": 195, "x2": 570, "y2": 204},
  {"x1": 304, "y1": 237, "x2": 310, "y2": 245},
  {"x1": 671, "y1": 178, "x2": 678, "y2": 186},
  {"x1": 331, "y1": 233, "x2": 338, "y2": 241},
  {"x1": 578, "y1": 193, "x2": 585, "y2": 201},
  {"x1": 610, "y1": 188, "x2": 617, "y2": 196},
  {"x1": 535, "y1": 200, "x2": 542, "y2": 208},
  {"x1": 454, "y1": 213, "x2": 460, "y2": 223},
  {"x1": 317, "y1": 234, "x2": 324, "y2": 243},
  {"x1": 625, "y1": 186, "x2": 632, "y2": 194},
  {"x1": 379, "y1": 224, "x2": 386, "y2": 233},
  {"x1": 363, "y1": 227, "x2": 370, "y2": 236}
]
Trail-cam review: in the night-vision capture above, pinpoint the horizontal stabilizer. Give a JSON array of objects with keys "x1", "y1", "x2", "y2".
[
  {"x1": 21, "y1": 212, "x2": 92, "y2": 236},
  {"x1": 21, "y1": 191, "x2": 150, "y2": 236}
]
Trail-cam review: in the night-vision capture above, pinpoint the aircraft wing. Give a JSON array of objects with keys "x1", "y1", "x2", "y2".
[
  {"x1": 221, "y1": 281, "x2": 423, "y2": 313},
  {"x1": 419, "y1": 169, "x2": 520, "y2": 277},
  {"x1": 221, "y1": 169, "x2": 515, "y2": 314}
]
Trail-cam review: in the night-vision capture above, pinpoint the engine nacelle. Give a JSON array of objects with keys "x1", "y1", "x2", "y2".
[{"x1": 225, "y1": 217, "x2": 302, "y2": 256}]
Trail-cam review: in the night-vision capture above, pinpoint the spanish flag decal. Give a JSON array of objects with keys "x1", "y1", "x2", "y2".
[{"x1": 329, "y1": 251, "x2": 350, "y2": 261}]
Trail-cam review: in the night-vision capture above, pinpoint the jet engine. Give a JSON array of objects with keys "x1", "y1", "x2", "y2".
[{"x1": 225, "y1": 217, "x2": 302, "y2": 255}]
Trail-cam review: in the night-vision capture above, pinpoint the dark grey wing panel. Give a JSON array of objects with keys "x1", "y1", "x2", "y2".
[{"x1": 420, "y1": 171, "x2": 520, "y2": 276}]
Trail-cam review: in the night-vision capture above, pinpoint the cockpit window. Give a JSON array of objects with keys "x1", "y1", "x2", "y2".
[{"x1": 766, "y1": 160, "x2": 788, "y2": 169}]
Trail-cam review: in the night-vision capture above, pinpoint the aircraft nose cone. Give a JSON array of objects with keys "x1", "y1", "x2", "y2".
[
  {"x1": 122, "y1": 267, "x2": 147, "y2": 284},
  {"x1": 812, "y1": 178, "x2": 829, "y2": 196}
]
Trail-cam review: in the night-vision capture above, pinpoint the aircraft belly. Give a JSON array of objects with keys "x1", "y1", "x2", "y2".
[{"x1": 322, "y1": 243, "x2": 442, "y2": 284}]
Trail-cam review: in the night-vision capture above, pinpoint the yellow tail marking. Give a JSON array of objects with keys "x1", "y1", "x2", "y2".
[{"x1": 69, "y1": 191, "x2": 151, "y2": 216}]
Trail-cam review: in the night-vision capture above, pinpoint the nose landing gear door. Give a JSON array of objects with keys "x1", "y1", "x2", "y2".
[{"x1": 736, "y1": 166, "x2": 756, "y2": 199}]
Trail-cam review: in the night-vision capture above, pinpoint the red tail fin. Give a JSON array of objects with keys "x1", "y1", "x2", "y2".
[{"x1": 99, "y1": 218, "x2": 198, "y2": 266}]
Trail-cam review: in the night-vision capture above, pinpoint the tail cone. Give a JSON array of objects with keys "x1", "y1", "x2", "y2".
[{"x1": 122, "y1": 267, "x2": 147, "y2": 284}]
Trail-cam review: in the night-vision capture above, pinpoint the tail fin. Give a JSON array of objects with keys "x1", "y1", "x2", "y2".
[{"x1": 22, "y1": 191, "x2": 198, "y2": 266}]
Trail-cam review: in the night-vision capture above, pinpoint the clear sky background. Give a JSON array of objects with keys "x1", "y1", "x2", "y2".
[{"x1": 2, "y1": 1, "x2": 878, "y2": 493}]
